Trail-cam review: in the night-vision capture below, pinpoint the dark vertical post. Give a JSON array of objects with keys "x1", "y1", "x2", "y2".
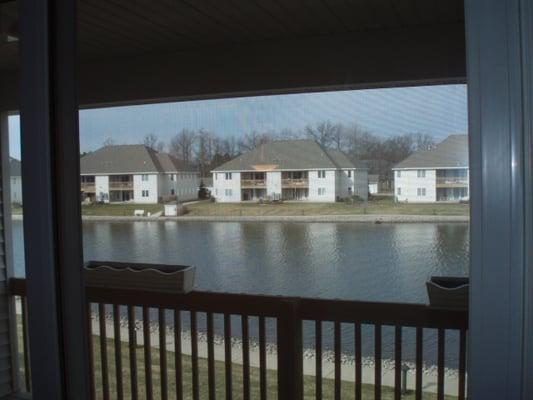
[
  {"x1": 17, "y1": 0, "x2": 89, "y2": 398},
  {"x1": 277, "y1": 301, "x2": 302, "y2": 400}
]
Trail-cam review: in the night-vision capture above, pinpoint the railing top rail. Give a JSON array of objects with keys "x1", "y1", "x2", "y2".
[{"x1": 8, "y1": 278, "x2": 468, "y2": 329}]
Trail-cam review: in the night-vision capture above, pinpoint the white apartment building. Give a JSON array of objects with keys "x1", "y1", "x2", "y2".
[
  {"x1": 393, "y1": 135, "x2": 469, "y2": 203},
  {"x1": 9, "y1": 158, "x2": 22, "y2": 204},
  {"x1": 80, "y1": 145, "x2": 199, "y2": 204},
  {"x1": 212, "y1": 140, "x2": 368, "y2": 203}
]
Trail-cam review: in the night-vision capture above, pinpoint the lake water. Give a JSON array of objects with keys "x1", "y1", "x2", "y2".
[{"x1": 12, "y1": 220, "x2": 469, "y2": 364}]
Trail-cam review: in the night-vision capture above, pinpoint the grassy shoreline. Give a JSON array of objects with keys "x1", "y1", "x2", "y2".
[
  {"x1": 11, "y1": 198, "x2": 469, "y2": 218},
  {"x1": 184, "y1": 199, "x2": 468, "y2": 217}
]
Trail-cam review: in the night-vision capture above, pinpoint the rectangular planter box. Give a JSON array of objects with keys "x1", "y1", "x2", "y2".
[
  {"x1": 84, "y1": 260, "x2": 195, "y2": 293},
  {"x1": 426, "y1": 276, "x2": 469, "y2": 310}
]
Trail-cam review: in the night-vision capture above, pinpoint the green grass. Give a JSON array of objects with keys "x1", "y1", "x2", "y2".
[
  {"x1": 89, "y1": 337, "x2": 456, "y2": 400},
  {"x1": 184, "y1": 197, "x2": 469, "y2": 217},
  {"x1": 15, "y1": 317, "x2": 456, "y2": 399},
  {"x1": 81, "y1": 203, "x2": 164, "y2": 216}
]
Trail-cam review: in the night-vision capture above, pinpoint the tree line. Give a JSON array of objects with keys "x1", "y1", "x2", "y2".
[{"x1": 101, "y1": 121, "x2": 435, "y2": 179}]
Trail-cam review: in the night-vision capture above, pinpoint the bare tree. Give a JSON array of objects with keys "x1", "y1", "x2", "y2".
[
  {"x1": 143, "y1": 133, "x2": 165, "y2": 152},
  {"x1": 169, "y1": 129, "x2": 196, "y2": 165},
  {"x1": 305, "y1": 121, "x2": 341, "y2": 147},
  {"x1": 238, "y1": 131, "x2": 272, "y2": 152}
]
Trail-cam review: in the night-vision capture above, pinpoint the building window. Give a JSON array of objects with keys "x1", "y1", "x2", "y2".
[
  {"x1": 318, "y1": 188, "x2": 326, "y2": 196},
  {"x1": 225, "y1": 172, "x2": 232, "y2": 180},
  {"x1": 417, "y1": 170, "x2": 426, "y2": 178},
  {"x1": 397, "y1": 187, "x2": 401, "y2": 195},
  {"x1": 225, "y1": 189, "x2": 232, "y2": 197},
  {"x1": 417, "y1": 188, "x2": 426, "y2": 196},
  {"x1": 348, "y1": 187, "x2": 352, "y2": 193},
  {"x1": 347, "y1": 171, "x2": 351, "y2": 177},
  {"x1": 171, "y1": 189, "x2": 175, "y2": 195},
  {"x1": 141, "y1": 174, "x2": 149, "y2": 181},
  {"x1": 170, "y1": 174, "x2": 175, "y2": 181},
  {"x1": 142, "y1": 190, "x2": 149, "y2": 197},
  {"x1": 318, "y1": 170, "x2": 326, "y2": 178},
  {"x1": 397, "y1": 170, "x2": 401, "y2": 178}
]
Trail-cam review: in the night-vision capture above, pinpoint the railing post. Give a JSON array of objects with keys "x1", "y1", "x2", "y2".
[{"x1": 277, "y1": 300, "x2": 302, "y2": 400}]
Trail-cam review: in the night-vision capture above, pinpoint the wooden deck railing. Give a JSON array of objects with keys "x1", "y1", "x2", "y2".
[
  {"x1": 9, "y1": 277, "x2": 468, "y2": 400},
  {"x1": 281, "y1": 178, "x2": 309, "y2": 187},
  {"x1": 108, "y1": 181, "x2": 133, "y2": 190}
]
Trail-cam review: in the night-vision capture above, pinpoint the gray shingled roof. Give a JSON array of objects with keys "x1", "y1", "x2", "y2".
[
  {"x1": 393, "y1": 135, "x2": 468, "y2": 169},
  {"x1": 80, "y1": 145, "x2": 192, "y2": 174},
  {"x1": 10, "y1": 158, "x2": 21, "y2": 177},
  {"x1": 212, "y1": 140, "x2": 364, "y2": 172}
]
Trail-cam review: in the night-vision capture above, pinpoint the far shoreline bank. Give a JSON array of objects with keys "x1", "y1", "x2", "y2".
[{"x1": 12, "y1": 214, "x2": 469, "y2": 223}]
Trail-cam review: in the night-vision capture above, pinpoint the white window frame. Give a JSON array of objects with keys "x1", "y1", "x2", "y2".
[
  {"x1": 397, "y1": 170, "x2": 401, "y2": 178},
  {"x1": 225, "y1": 172, "x2": 232, "y2": 180},
  {"x1": 141, "y1": 174, "x2": 149, "y2": 181},
  {"x1": 417, "y1": 170, "x2": 426, "y2": 178},
  {"x1": 318, "y1": 170, "x2": 326, "y2": 178}
]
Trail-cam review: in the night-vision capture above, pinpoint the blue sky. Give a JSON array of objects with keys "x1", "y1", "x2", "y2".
[{"x1": 8, "y1": 84, "x2": 467, "y2": 159}]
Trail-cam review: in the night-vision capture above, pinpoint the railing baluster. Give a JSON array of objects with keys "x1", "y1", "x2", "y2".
[
  {"x1": 174, "y1": 310, "x2": 183, "y2": 400},
  {"x1": 334, "y1": 321, "x2": 341, "y2": 400},
  {"x1": 458, "y1": 329, "x2": 467, "y2": 400},
  {"x1": 143, "y1": 306, "x2": 153, "y2": 400},
  {"x1": 224, "y1": 314, "x2": 232, "y2": 400},
  {"x1": 259, "y1": 316, "x2": 267, "y2": 400},
  {"x1": 159, "y1": 309, "x2": 168, "y2": 400},
  {"x1": 191, "y1": 311, "x2": 199, "y2": 400},
  {"x1": 207, "y1": 312, "x2": 216, "y2": 400},
  {"x1": 374, "y1": 324, "x2": 382, "y2": 400},
  {"x1": 437, "y1": 328, "x2": 445, "y2": 400},
  {"x1": 21, "y1": 296, "x2": 31, "y2": 393},
  {"x1": 354, "y1": 323, "x2": 362, "y2": 400},
  {"x1": 98, "y1": 303, "x2": 110, "y2": 400},
  {"x1": 315, "y1": 320, "x2": 322, "y2": 400},
  {"x1": 415, "y1": 327, "x2": 423, "y2": 400},
  {"x1": 241, "y1": 315, "x2": 250, "y2": 400},
  {"x1": 127, "y1": 305, "x2": 138, "y2": 400},
  {"x1": 394, "y1": 326, "x2": 402, "y2": 400},
  {"x1": 113, "y1": 304, "x2": 123, "y2": 400}
]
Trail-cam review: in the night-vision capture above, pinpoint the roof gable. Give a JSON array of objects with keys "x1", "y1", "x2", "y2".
[
  {"x1": 80, "y1": 144, "x2": 189, "y2": 174},
  {"x1": 393, "y1": 135, "x2": 468, "y2": 169},
  {"x1": 212, "y1": 140, "x2": 361, "y2": 171}
]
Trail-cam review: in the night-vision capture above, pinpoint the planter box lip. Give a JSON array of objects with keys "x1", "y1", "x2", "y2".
[
  {"x1": 428, "y1": 276, "x2": 469, "y2": 290},
  {"x1": 84, "y1": 260, "x2": 194, "y2": 275}
]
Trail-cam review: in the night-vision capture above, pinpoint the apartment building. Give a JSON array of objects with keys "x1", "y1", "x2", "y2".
[
  {"x1": 212, "y1": 140, "x2": 368, "y2": 203},
  {"x1": 80, "y1": 145, "x2": 198, "y2": 204},
  {"x1": 393, "y1": 135, "x2": 469, "y2": 203}
]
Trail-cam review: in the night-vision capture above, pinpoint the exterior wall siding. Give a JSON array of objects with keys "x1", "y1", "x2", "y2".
[
  {"x1": 266, "y1": 171, "x2": 281, "y2": 198},
  {"x1": 95, "y1": 175, "x2": 109, "y2": 203},
  {"x1": 10, "y1": 177, "x2": 22, "y2": 204},
  {"x1": 212, "y1": 172, "x2": 241, "y2": 202},
  {"x1": 133, "y1": 174, "x2": 158, "y2": 203},
  {"x1": 394, "y1": 169, "x2": 436, "y2": 202},
  {"x1": 308, "y1": 170, "x2": 336, "y2": 202}
]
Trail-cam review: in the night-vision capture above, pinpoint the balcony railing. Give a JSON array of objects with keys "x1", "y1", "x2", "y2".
[
  {"x1": 80, "y1": 182, "x2": 96, "y2": 192},
  {"x1": 281, "y1": 178, "x2": 309, "y2": 187},
  {"x1": 109, "y1": 181, "x2": 133, "y2": 190},
  {"x1": 9, "y1": 276, "x2": 468, "y2": 400},
  {"x1": 436, "y1": 177, "x2": 468, "y2": 186},
  {"x1": 240, "y1": 179, "x2": 266, "y2": 188}
]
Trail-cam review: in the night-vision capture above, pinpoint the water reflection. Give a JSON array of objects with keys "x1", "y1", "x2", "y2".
[{"x1": 14, "y1": 220, "x2": 469, "y2": 303}]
